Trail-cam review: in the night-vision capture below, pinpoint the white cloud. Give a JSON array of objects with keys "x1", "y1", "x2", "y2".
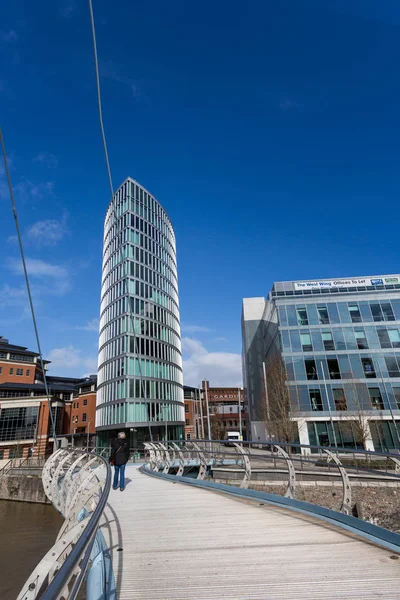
[
  {"x1": 0, "y1": 30, "x2": 18, "y2": 44},
  {"x1": 48, "y1": 345, "x2": 97, "y2": 375},
  {"x1": 182, "y1": 337, "x2": 242, "y2": 387},
  {"x1": 0, "y1": 284, "x2": 27, "y2": 308},
  {"x1": 33, "y1": 153, "x2": 58, "y2": 169},
  {"x1": 181, "y1": 324, "x2": 212, "y2": 334},
  {"x1": 77, "y1": 318, "x2": 99, "y2": 332},
  {"x1": 27, "y1": 214, "x2": 69, "y2": 246},
  {"x1": 14, "y1": 179, "x2": 54, "y2": 199},
  {"x1": 8, "y1": 257, "x2": 71, "y2": 295}
]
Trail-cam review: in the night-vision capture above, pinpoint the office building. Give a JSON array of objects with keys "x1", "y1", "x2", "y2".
[
  {"x1": 97, "y1": 178, "x2": 184, "y2": 447},
  {"x1": 242, "y1": 274, "x2": 400, "y2": 451}
]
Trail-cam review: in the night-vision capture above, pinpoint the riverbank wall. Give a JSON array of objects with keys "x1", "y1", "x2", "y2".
[{"x1": 0, "y1": 473, "x2": 49, "y2": 504}]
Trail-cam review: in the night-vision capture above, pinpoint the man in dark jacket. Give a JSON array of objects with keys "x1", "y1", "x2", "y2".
[{"x1": 110, "y1": 432, "x2": 130, "y2": 491}]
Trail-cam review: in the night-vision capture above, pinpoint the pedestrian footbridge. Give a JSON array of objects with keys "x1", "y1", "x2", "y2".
[{"x1": 17, "y1": 442, "x2": 400, "y2": 600}]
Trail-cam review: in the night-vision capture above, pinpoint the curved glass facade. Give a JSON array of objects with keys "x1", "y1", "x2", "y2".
[{"x1": 97, "y1": 178, "x2": 184, "y2": 444}]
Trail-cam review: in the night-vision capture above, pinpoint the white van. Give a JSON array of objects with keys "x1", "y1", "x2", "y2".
[{"x1": 224, "y1": 431, "x2": 243, "y2": 446}]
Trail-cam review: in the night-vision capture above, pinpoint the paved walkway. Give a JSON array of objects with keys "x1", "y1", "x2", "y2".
[{"x1": 102, "y1": 465, "x2": 400, "y2": 599}]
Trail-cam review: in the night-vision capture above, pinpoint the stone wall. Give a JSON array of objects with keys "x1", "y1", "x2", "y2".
[
  {"x1": 0, "y1": 473, "x2": 49, "y2": 504},
  {"x1": 213, "y1": 477, "x2": 400, "y2": 533}
]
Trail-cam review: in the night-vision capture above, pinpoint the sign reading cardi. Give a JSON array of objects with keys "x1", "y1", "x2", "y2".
[{"x1": 294, "y1": 275, "x2": 400, "y2": 291}]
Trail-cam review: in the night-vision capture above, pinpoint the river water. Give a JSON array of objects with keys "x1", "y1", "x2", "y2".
[{"x1": 0, "y1": 500, "x2": 63, "y2": 600}]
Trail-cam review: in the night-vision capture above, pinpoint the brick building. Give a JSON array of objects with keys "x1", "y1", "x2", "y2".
[
  {"x1": 203, "y1": 380, "x2": 246, "y2": 440},
  {"x1": 184, "y1": 385, "x2": 201, "y2": 440},
  {"x1": 0, "y1": 337, "x2": 97, "y2": 459}
]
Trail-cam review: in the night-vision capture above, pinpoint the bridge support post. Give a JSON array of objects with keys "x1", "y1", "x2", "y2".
[
  {"x1": 323, "y1": 449, "x2": 352, "y2": 515},
  {"x1": 233, "y1": 443, "x2": 251, "y2": 489},
  {"x1": 273, "y1": 445, "x2": 296, "y2": 499}
]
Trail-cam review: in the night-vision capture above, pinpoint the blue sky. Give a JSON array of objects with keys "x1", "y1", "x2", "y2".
[{"x1": 1, "y1": 0, "x2": 400, "y2": 386}]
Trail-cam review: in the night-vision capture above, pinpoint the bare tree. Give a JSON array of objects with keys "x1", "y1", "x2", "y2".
[
  {"x1": 263, "y1": 355, "x2": 297, "y2": 443},
  {"x1": 339, "y1": 378, "x2": 373, "y2": 449}
]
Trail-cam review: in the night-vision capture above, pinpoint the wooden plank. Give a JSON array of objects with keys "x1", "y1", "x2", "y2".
[{"x1": 101, "y1": 465, "x2": 400, "y2": 599}]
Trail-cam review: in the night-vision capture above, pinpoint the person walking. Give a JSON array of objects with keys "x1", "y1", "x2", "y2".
[{"x1": 110, "y1": 432, "x2": 129, "y2": 491}]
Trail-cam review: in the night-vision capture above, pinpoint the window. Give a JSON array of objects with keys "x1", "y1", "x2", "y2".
[
  {"x1": 300, "y1": 333, "x2": 312, "y2": 351},
  {"x1": 309, "y1": 389, "x2": 323, "y2": 411},
  {"x1": 371, "y1": 304, "x2": 384, "y2": 322},
  {"x1": 82, "y1": 413, "x2": 87, "y2": 422},
  {"x1": 296, "y1": 308, "x2": 308, "y2": 326},
  {"x1": 83, "y1": 399, "x2": 87, "y2": 406},
  {"x1": 0, "y1": 367, "x2": 2, "y2": 374},
  {"x1": 381, "y1": 303, "x2": 395, "y2": 321},
  {"x1": 317, "y1": 306, "x2": 330, "y2": 324},
  {"x1": 327, "y1": 358, "x2": 340, "y2": 379},
  {"x1": 186, "y1": 433, "x2": 191, "y2": 440},
  {"x1": 185, "y1": 404, "x2": 189, "y2": 413},
  {"x1": 16, "y1": 369, "x2": 23, "y2": 376},
  {"x1": 348, "y1": 304, "x2": 362, "y2": 323},
  {"x1": 26, "y1": 369, "x2": 30, "y2": 376},
  {"x1": 369, "y1": 388, "x2": 384, "y2": 410},
  {"x1": 321, "y1": 331, "x2": 335, "y2": 351},
  {"x1": 333, "y1": 389, "x2": 347, "y2": 411},
  {"x1": 305, "y1": 359, "x2": 318, "y2": 380},
  {"x1": 361, "y1": 357, "x2": 376, "y2": 378},
  {"x1": 354, "y1": 329, "x2": 368, "y2": 349},
  {"x1": 389, "y1": 329, "x2": 400, "y2": 348},
  {"x1": 185, "y1": 418, "x2": 190, "y2": 425},
  {"x1": 0, "y1": 352, "x2": 7, "y2": 359},
  {"x1": 377, "y1": 328, "x2": 391, "y2": 349},
  {"x1": 384, "y1": 356, "x2": 400, "y2": 378},
  {"x1": 9, "y1": 368, "x2": 13, "y2": 375},
  {"x1": 393, "y1": 388, "x2": 400, "y2": 410}
]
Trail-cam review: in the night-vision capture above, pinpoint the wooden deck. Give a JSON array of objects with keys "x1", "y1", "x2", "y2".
[{"x1": 102, "y1": 465, "x2": 400, "y2": 599}]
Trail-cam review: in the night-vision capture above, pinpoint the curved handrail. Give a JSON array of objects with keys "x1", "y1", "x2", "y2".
[{"x1": 17, "y1": 448, "x2": 111, "y2": 600}]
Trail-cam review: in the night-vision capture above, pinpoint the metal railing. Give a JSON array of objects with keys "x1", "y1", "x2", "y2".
[
  {"x1": 17, "y1": 448, "x2": 111, "y2": 600},
  {"x1": 143, "y1": 439, "x2": 400, "y2": 516}
]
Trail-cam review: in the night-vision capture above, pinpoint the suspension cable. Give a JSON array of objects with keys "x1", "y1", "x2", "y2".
[
  {"x1": 0, "y1": 128, "x2": 58, "y2": 447},
  {"x1": 88, "y1": 0, "x2": 153, "y2": 441}
]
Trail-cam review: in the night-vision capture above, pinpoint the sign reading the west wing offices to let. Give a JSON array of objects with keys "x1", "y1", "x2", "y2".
[{"x1": 294, "y1": 275, "x2": 400, "y2": 291}]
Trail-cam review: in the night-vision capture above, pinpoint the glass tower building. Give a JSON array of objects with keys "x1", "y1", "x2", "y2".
[
  {"x1": 97, "y1": 178, "x2": 184, "y2": 447},
  {"x1": 242, "y1": 274, "x2": 400, "y2": 452}
]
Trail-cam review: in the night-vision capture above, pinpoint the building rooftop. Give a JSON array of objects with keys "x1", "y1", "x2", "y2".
[{"x1": 270, "y1": 273, "x2": 400, "y2": 298}]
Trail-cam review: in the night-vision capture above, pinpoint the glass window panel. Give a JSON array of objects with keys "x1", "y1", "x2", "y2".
[
  {"x1": 354, "y1": 328, "x2": 368, "y2": 349},
  {"x1": 338, "y1": 355, "x2": 352, "y2": 379},
  {"x1": 285, "y1": 357, "x2": 295, "y2": 380},
  {"x1": 293, "y1": 357, "x2": 307, "y2": 381},
  {"x1": 315, "y1": 357, "x2": 328, "y2": 380},
  {"x1": 370, "y1": 303, "x2": 384, "y2": 322},
  {"x1": 389, "y1": 329, "x2": 400, "y2": 348},
  {"x1": 369, "y1": 387, "x2": 384, "y2": 410},
  {"x1": 359, "y1": 301, "x2": 372, "y2": 322},
  {"x1": 289, "y1": 330, "x2": 301, "y2": 352},
  {"x1": 317, "y1": 306, "x2": 330, "y2": 324},
  {"x1": 286, "y1": 305, "x2": 297, "y2": 326},
  {"x1": 348, "y1": 303, "x2": 362, "y2": 323},
  {"x1": 300, "y1": 332, "x2": 313, "y2": 351},
  {"x1": 349, "y1": 355, "x2": 364, "y2": 379},
  {"x1": 364, "y1": 326, "x2": 380, "y2": 349},
  {"x1": 305, "y1": 359, "x2": 318, "y2": 380},
  {"x1": 343, "y1": 328, "x2": 357, "y2": 350},
  {"x1": 337, "y1": 302, "x2": 351, "y2": 324},
  {"x1": 321, "y1": 331, "x2": 335, "y2": 351},
  {"x1": 281, "y1": 330, "x2": 291, "y2": 351},
  {"x1": 278, "y1": 306, "x2": 288, "y2": 326},
  {"x1": 327, "y1": 358, "x2": 340, "y2": 379},
  {"x1": 391, "y1": 299, "x2": 400, "y2": 321},
  {"x1": 381, "y1": 303, "x2": 395, "y2": 321},
  {"x1": 361, "y1": 357, "x2": 376, "y2": 378},
  {"x1": 311, "y1": 330, "x2": 324, "y2": 352},
  {"x1": 306, "y1": 304, "x2": 319, "y2": 326},
  {"x1": 332, "y1": 328, "x2": 346, "y2": 351},
  {"x1": 327, "y1": 303, "x2": 340, "y2": 324},
  {"x1": 333, "y1": 388, "x2": 347, "y2": 411},
  {"x1": 309, "y1": 389, "x2": 323, "y2": 411},
  {"x1": 393, "y1": 387, "x2": 400, "y2": 410},
  {"x1": 385, "y1": 356, "x2": 400, "y2": 378},
  {"x1": 377, "y1": 328, "x2": 391, "y2": 349},
  {"x1": 296, "y1": 307, "x2": 308, "y2": 326}
]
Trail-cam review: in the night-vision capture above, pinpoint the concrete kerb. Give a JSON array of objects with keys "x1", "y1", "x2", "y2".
[{"x1": 140, "y1": 465, "x2": 400, "y2": 555}]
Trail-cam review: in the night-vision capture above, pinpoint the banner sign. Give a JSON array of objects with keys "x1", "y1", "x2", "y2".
[{"x1": 294, "y1": 275, "x2": 400, "y2": 291}]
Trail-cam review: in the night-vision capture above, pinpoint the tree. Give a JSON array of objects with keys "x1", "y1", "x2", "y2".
[
  {"x1": 339, "y1": 378, "x2": 374, "y2": 449},
  {"x1": 263, "y1": 355, "x2": 297, "y2": 444}
]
